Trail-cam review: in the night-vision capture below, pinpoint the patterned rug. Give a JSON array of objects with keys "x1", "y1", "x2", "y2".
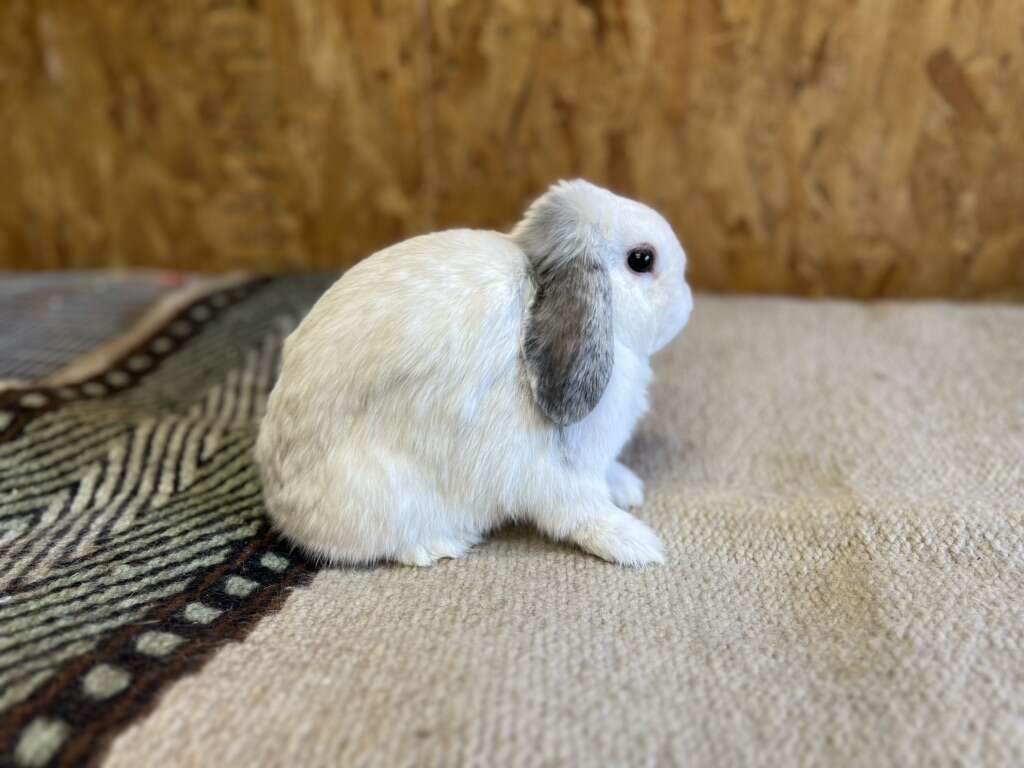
[{"x1": 0, "y1": 275, "x2": 334, "y2": 767}]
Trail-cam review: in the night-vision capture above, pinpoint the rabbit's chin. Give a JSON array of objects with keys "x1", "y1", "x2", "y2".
[{"x1": 651, "y1": 288, "x2": 693, "y2": 354}]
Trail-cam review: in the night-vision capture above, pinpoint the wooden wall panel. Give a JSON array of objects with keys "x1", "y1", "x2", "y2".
[{"x1": 1, "y1": 1, "x2": 1022, "y2": 298}]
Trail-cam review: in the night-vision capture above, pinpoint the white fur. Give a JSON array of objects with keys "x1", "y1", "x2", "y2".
[{"x1": 255, "y1": 180, "x2": 693, "y2": 567}]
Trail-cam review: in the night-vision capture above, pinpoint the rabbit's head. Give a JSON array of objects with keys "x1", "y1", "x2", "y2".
[{"x1": 512, "y1": 179, "x2": 692, "y2": 427}]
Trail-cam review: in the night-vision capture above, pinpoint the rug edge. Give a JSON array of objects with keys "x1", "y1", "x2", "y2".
[{"x1": 0, "y1": 271, "x2": 254, "y2": 393}]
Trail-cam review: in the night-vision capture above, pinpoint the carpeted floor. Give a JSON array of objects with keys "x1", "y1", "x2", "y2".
[{"x1": 1, "y1": 275, "x2": 1023, "y2": 767}]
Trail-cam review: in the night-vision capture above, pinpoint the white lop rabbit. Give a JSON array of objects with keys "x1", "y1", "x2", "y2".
[{"x1": 255, "y1": 180, "x2": 693, "y2": 567}]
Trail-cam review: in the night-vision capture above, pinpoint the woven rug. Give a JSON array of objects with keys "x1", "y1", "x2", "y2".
[
  {"x1": 2, "y1": 276, "x2": 1023, "y2": 767},
  {"x1": 0, "y1": 271, "x2": 190, "y2": 383},
  {"x1": 0, "y1": 275, "x2": 333, "y2": 767}
]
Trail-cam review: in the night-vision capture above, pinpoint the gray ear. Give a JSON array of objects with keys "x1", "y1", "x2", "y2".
[{"x1": 514, "y1": 182, "x2": 614, "y2": 426}]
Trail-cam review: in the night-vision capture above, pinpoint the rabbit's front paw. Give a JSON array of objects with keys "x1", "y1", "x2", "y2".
[
  {"x1": 572, "y1": 509, "x2": 665, "y2": 567},
  {"x1": 607, "y1": 461, "x2": 644, "y2": 509}
]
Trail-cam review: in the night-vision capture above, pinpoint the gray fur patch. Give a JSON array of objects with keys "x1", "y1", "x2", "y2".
[{"x1": 522, "y1": 251, "x2": 613, "y2": 426}]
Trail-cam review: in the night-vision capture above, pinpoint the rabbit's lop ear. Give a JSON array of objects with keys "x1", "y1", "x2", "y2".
[{"x1": 513, "y1": 181, "x2": 614, "y2": 427}]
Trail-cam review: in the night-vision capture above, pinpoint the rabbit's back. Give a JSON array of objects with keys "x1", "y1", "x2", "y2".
[{"x1": 276, "y1": 227, "x2": 529, "y2": 423}]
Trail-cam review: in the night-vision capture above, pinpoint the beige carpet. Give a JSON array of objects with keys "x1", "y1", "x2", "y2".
[{"x1": 104, "y1": 295, "x2": 1024, "y2": 767}]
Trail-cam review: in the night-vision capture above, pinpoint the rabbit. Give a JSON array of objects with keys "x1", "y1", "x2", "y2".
[{"x1": 255, "y1": 179, "x2": 693, "y2": 567}]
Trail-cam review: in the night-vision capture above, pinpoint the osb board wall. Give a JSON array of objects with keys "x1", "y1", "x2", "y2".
[{"x1": 1, "y1": 1, "x2": 1023, "y2": 299}]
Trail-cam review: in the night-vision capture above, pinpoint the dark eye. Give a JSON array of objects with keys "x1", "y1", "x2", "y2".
[{"x1": 627, "y1": 246, "x2": 655, "y2": 274}]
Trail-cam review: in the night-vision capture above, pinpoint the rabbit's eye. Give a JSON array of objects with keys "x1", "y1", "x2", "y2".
[{"x1": 627, "y1": 246, "x2": 655, "y2": 274}]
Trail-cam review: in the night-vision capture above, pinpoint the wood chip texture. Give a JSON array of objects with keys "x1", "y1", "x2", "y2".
[{"x1": 1, "y1": 1, "x2": 1022, "y2": 299}]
